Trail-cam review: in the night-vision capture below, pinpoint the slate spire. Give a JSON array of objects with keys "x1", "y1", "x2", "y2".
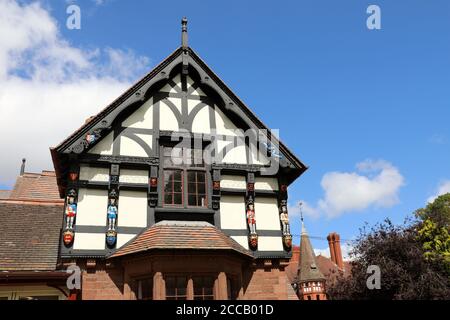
[{"x1": 297, "y1": 204, "x2": 325, "y2": 283}]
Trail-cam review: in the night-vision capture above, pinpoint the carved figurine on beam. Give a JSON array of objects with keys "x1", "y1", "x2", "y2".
[
  {"x1": 280, "y1": 202, "x2": 290, "y2": 235},
  {"x1": 106, "y1": 188, "x2": 118, "y2": 247},
  {"x1": 85, "y1": 128, "x2": 102, "y2": 145},
  {"x1": 246, "y1": 195, "x2": 258, "y2": 249},
  {"x1": 65, "y1": 189, "x2": 77, "y2": 230},
  {"x1": 63, "y1": 188, "x2": 77, "y2": 246},
  {"x1": 280, "y1": 200, "x2": 292, "y2": 250},
  {"x1": 107, "y1": 189, "x2": 118, "y2": 231}
]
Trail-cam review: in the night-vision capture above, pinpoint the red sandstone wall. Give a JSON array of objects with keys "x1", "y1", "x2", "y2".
[
  {"x1": 81, "y1": 265, "x2": 124, "y2": 300},
  {"x1": 241, "y1": 266, "x2": 291, "y2": 300}
]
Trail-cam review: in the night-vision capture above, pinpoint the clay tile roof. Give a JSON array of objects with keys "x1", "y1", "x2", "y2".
[
  {"x1": 110, "y1": 220, "x2": 253, "y2": 259},
  {"x1": 315, "y1": 255, "x2": 340, "y2": 277},
  {"x1": 9, "y1": 171, "x2": 62, "y2": 202},
  {"x1": 0, "y1": 202, "x2": 63, "y2": 271},
  {"x1": 0, "y1": 190, "x2": 11, "y2": 200}
]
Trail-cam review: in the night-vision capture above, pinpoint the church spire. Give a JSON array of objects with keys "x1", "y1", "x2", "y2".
[
  {"x1": 297, "y1": 204, "x2": 327, "y2": 300},
  {"x1": 181, "y1": 17, "x2": 188, "y2": 49}
]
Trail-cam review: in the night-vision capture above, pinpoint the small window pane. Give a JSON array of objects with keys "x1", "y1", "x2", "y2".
[
  {"x1": 163, "y1": 169, "x2": 183, "y2": 206},
  {"x1": 188, "y1": 183, "x2": 196, "y2": 193},
  {"x1": 166, "y1": 276, "x2": 187, "y2": 300},
  {"x1": 187, "y1": 171, "x2": 196, "y2": 182},
  {"x1": 174, "y1": 181, "x2": 182, "y2": 192},
  {"x1": 197, "y1": 183, "x2": 205, "y2": 194},
  {"x1": 188, "y1": 194, "x2": 196, "y2": 206},
  {"x1": 174, "y1": 193, "x2": 182, "y2": 205},
  {"x1": 193, "y1": 276, "x2": 214, "y2": 300},
  {"x1": 164, "y1": 194, "x2": 173, "y2": 205},
  {"x1": 197, "y1": 172, "x2": 205, "y2": 181},
  {"x1": 173, "y1": 171, "x2": 182, "y2": 181}
]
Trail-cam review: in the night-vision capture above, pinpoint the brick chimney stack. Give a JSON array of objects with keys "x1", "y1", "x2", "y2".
[
  {"x1": 326, "y1": 233, "x2": 336, "y2": 264},
  {"x1": 327, "y1": 232, "x2": 343, "y2": 270}
]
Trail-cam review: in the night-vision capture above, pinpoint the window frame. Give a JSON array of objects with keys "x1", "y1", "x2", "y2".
[
  {"x1": 192, "y1": 275, "x2": 215, "y2": 300},
  {"x1": 133, "y1": 276, "x2": 154, "y2": 301},
  {"x1": 164, "y1": 275, "x2": 188, "y2": 300},
  {"x1": 160, "y1": 145, "x2": 209, "y2": 209},
  {"x1": 163, "y1": 273, "x2": 217, "y2": 300}
]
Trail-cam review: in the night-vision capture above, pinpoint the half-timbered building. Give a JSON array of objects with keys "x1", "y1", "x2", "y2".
[{"x1": 49, "y1": 18, "x2": 307, "y2": 300}]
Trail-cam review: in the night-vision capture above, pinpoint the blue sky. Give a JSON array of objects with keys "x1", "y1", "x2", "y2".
[{"x1": 1, "y1": 0, "x2": 450, "y2": 255}]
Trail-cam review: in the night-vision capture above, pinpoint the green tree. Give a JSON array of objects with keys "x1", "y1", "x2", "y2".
[
  {"x1": 327, "y1": 219, "x2": 450, "y2": 300},
  {"x1": 415, "y1": 193, "x2": 450, "y2": 274}
]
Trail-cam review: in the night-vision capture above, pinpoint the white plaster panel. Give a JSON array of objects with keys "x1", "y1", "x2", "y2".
[
  {"x1": 79, "y1": 166, "x2": 109, "y2": 182},
  {"x1": 159, "y1": 101, "x2": 179, "y2": 131},
  {"x1": 73, "y1": 233, "x2": 105, "y2": 250},
  {"x1": 76, "y1": 188, "x2": 108, "y2": 226},
  {"x1": 88, "y1": 132, "x2": 113, "y2": 155},
  {"x1": 220, "y1": 195, "x2": 246, "y2": 230},
  {"x1": 215, "y1": 107, "x2": 239, "y2": 136},
  {"x1": 160, "y1": 83, "x2": 178, "y2": 93},
  {"x1": 119, "y1": 135, "x2": 151, "y2": 157},
  {"x1": 220, "y1": 175, "x2": 246, "y2": 190},
  {"x1": 222, "y1": 144, "x2": 247, "y2": 164},
  {"x1": 121, "y1": 98, "x2": 153, "y2": 129},
  {"x1": 255, "y1": 177, "x2": 279, "y2": 191},
  {"x1": 187, "y1": 98, "x2": 202, "y2": 114},
  {"x1": 119, "y1": 169, "x2": 148, "y2": 184},
  {"x1": 187, "y1": 76, "x2": 206, "y2": 96},
  {"x1": 117, "y1": 190, "x2": 147, "y2": 227},
  {"x1": 250, "y1": 147, "x2": 270, "y2": 165},
  {"x1": 191, "y1": 104, "x2": 211, "y2": 134},
  {"x1": 116, "y1": 233, "x2": 138, "y2": 249},
  {"x1": 230, "y1": 236, "x2": 249, "y2": 250},
  {"x1": 167, "y1": 97, "x2": 182, "y2": 114},
  {"x1": 257, "y1": 236, "x2": 284, "y2": 251},
  {"x1": 255, "y1": 197, "x2": 280, "y2": 230}
]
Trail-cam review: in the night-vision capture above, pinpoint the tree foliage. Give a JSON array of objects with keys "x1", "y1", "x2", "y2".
[
  {"x1": 327, "y1": 194, "x2": 450, "y2": 300},
  {"x1": 416, "y1": 193, "x2": 450, "y2": 272}
]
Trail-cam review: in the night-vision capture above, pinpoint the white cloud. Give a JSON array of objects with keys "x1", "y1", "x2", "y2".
[
  {"x1": 294, "y1": 159, "x2": 404, "y2": 219},
  {"x1": 427, "y1": 180, "x2": 450, "y2": 203},
  {"x1": 0, "y1": 0, "x2": 150, "y2": 186}
]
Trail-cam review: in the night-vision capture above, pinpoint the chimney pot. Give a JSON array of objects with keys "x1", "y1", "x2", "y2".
[
  {"x1": 327, "y1": 232, "x2": 337, "y2": 265},
  {"x1": 20, "y1": 158, "x2": 26, "y2": 176},
  {"x1": 333, "y1": 232, "x2": 344, "y2": 270}
]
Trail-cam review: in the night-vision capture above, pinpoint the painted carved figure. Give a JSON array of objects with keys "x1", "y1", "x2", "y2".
[
  {"x1": 106, "y1": 230, "x2": 117, "y2": 247},
  {"x1": 280, "y1": 205, "x2": 290, "y2": 235},
  {"x1": 247, "y1": 202, "x2": 256, "y2": 234},
  {"x1": 107, "y1": 189, "x2": 118, "y2": 231},
  {"x1": 65, "y1": 189, "x2": 77, "y2": 229},
  {"x1": 107, "y1": 198, "x2": 118, "y2": 230}
]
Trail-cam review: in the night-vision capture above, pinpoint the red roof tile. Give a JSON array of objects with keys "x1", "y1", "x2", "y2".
[
  {"x1": 9, "y1": 171, "x2": 62, "y2": 202},
  {"x1": 0, "y1": 202, "x2": 63, "y2": 271},
  {"x1": 0, "y1": 190, "x2": 11, "y2": 200},
  {"x1": 110, "y1": 221, "x2": 253, "y2": 259}
]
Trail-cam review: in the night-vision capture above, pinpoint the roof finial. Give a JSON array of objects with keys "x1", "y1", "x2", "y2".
[
  {"x1": 299, "y1": 201, "x2": 307, "y2": 235},
  {"x1": 181, "y1": 17, "x2": 188, "y2": 49},
  {"x1": 20, "y1": 158, "x2": 26, "y2": 176},
  {"x1": 299, "y1": 201, "x2": 304, "y2": 223}
]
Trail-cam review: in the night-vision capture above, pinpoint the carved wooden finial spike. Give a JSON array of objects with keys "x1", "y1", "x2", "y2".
[
  {"x1": 20, "y1": 158, "x2": 26, "y2": 176},
  {"x1": 181, "y1": 17, "x2": 188, "y2": 48}
]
